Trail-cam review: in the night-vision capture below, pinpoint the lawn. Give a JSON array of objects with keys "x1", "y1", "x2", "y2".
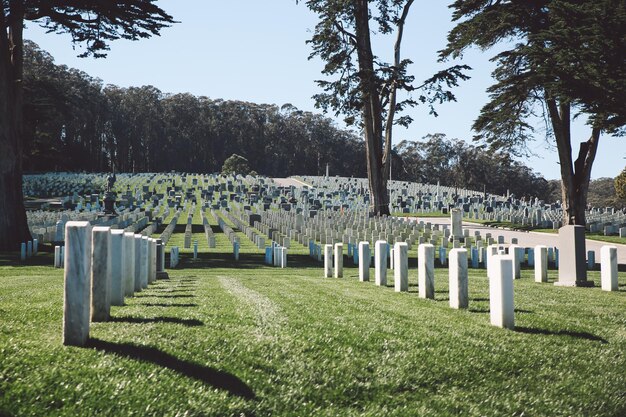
[{"x1": 1, "y1": 244, "x2": 625, "y2": 416}]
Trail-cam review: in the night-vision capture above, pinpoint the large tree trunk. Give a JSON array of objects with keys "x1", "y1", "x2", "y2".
[
  {"x1": 354, "y1": 0, "x2": 389, "y2": 216},
  {"x1": 547, "y1": 99, "x2": 600, "y2": 226},
  {"x1": 0, "y1": 6, "x2": 31, "y2": 251}
]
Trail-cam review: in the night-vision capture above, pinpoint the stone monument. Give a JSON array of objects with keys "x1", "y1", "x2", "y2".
[{"x1": 103, "y1": 171, "x2": 117, "y2": 216}]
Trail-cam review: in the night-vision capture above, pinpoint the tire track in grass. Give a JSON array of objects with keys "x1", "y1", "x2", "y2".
[{"x1": 218, "y1": 276, "x2": 285, "y2": 342}]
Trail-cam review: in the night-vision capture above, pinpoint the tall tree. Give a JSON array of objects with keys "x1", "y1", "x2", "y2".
[
  {"x1": 0, "y1": 0, "x2": 174, "y2": 250},
  {"x1": 440, "y1": 0, "x2": 626, "y2": 226},
  {"x1": 303, "y1": 0, "x2": 468, "y2": 215}
]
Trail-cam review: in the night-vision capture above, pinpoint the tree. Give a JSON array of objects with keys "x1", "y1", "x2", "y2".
[
  {"x1": 586, "y1": 177, "x2": 623, "y2": 209},
  {"x1": 395, "y1": 133, "x2": 554, "y2": 201},
  {"x1": 615, "y1": 167, "x2": 626, "y2": 203},
  {"x1": 0, "y1": 1, "x2": 174, "y2": 250},
  {"x1": 440, "y1": 0, "x2": 626, "y2": 226},
  {"x1": 302, "y1": 0, "x2": 469, "y2": 216},
  {"x1": 221, "y1": 154, "x2": 251, "y2": 176}
]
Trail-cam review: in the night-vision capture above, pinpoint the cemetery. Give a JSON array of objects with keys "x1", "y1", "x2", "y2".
[{"x1": 1, "y1": 172, "x2": 625, "y2": 416}]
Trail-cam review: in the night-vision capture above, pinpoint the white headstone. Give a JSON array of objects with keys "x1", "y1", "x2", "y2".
[
  {"x1": 449, "y1": 248, "x2": 468, "y2": 309},
  {"x1": 418, "y1": 244, "x2": 435, "y2": 299},
  {"x1": 534, "y1": 245, "x2": 548, "y2": 283},
  {"x1": 133, "y1": 234, "x2": 143, "y2": 292},
  {"x1": 109, "y1": 230, "x2": 125, "y2": 306},
  {"x1": 140, "y1": 236, "x2": 149, "y2": 289},
  {"x1": 123, "y1": 232, "x2": 136, "y2": 297},
  {"x1": 375, "y1": 240, "x2": 388, "y2": 286},
  {"x1": 600, "y1": 246, "x2": 618, "y2": 291},
  {"x1": 63, "y1": 221, "x2": 92, "y2": 346},
  {"x1": 91, "y1": 226, "x2": 111, "y2": 322},
  {"x1": 324, "y1": 244, "x2": 333, "y2": 278},
  {"x1": 489, "y1": 255, "x2": 515, "y2": 329},
  {"x1": 394, "y1": 242, "x2": 408, "y2": 292},
  {"x1": 358, "y1": 241, "x2": 370, "y2": 282},
  {"x1": 334, "y1": 243, "x2": 343, "y2": 278}
]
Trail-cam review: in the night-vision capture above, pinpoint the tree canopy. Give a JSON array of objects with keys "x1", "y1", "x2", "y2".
[
  {"x1": 439, "y1": 0, "x2": 626, "y2": 225},
  {"x1": 22, "y1": 41, "x2": 368, "y2": 177},
  {"x1": 303, "y1": 0, "x2": 469, "y2": 215},
  {"x1": 0, "y1": 0, "x2": 175, "y2": 250}
]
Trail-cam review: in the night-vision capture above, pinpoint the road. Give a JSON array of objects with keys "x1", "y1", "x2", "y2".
[
  {"x1": 410, "y1": 217, "x2": 626, "y2": 265},
  {"x1": 272, "y1": 178, "x2": 310, "y2": 188}
]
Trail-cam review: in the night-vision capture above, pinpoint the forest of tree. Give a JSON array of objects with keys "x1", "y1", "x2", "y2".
[
  {"x1": 24, "y1": 39, "x2": 623, "y2": 206},
  {"x1": 22, "y1": 41, "x2": 367, "y2": 178}
]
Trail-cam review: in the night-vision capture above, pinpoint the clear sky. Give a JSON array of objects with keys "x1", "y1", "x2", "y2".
[{"x1": 24, "y1": 0, "x2": 624, "y2": 180}]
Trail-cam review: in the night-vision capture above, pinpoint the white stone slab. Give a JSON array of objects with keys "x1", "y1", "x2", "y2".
[
  {"x1": 449, "y1": 248, "x2": 468, "y2": 309},
  {"x1": 534, "y1": 245, "x2": 548, "y2": 283},
  {"x1": 418, "y1": 244, "x2": 434, "y2": 299},
  {"x1": 601, "y1": 246, "x2": 618, "y2": 291},
  {"x1": 91, "y1": 226, "x2": 111, "y2": 322},
  {"x1": 109, "y1": 230, "x2": 125, "y2": 306},
  {"x1": 324, "y1": 244, "x2": 333, "y2": 278},
  {"x1": 375, "y1": 240, "x2": 387, "y2": 286},
  {"x1": 394, "y1": 242, "x2": 408, "y2": 292},
  {"x1": 489, "y1": 255, "x2": 515, "y2": 329},
  {"x1": 123, "y1": 232, "x2": 135, "y2": 297},
  {"x1": 63, "y1": 221, "x2": 92, "y2": 346},
  {"x1": 334, "y1": 243, "x2": 343, "y2": 278},
  {"x1": 358, "y1": 241, "x2": 370, "y2": 282}
]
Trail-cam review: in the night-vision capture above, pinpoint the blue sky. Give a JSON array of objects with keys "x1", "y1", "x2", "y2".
[{"x1": 24, "y1": 0, "x2": 624, "y2": 180}]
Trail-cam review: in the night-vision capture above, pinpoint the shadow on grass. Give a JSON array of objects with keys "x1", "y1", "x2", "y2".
[
  {"x1": 514, "y1": 326, "x2": 607, "y2": 343},
  {"x1": 149, "y1": 288, "x2": 194, "y2": 294},
  {"x1": 136, "y1": 294, "x2": 195, "y2": 299},
  {"x1": 140, "y1": 303, "x2": 198, "y2": 308},
  {"x1": 469, "y1": 307, "x2": 534, "y2": 314},
  {"x1": 0, "y1": 251, "x2": 54, "y2": 267},
  {"x1": 85, "y1": 338, "x2": 256, "y2": 399},
  {"x1": 171, "y1": 252, "x2": 320, "y2": 270},
  {"x1": 110, "y1": 316, "x2": 203, "y2": 327}
]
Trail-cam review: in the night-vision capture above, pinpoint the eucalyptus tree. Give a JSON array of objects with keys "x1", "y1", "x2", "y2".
[
  {"x1": 0, "y1": 0, "x2": 174, "y2": 249},
  {"x1": 440, "y1": 0, "x2": 626, "y2": 225},
  {"x1": 302, "y1": 0, "x2": 468, "y2": 215}
]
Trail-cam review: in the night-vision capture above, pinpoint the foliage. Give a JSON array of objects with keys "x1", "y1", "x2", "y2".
[
  {"x1": 441, "y1": 0, "x2": 626, "y2": 151},
  {"x1": 0, "y1": 0, "x2": 175, "y2": 250},
  {"x1": 221, "y1": 154, "x2": 251, "y2": 176},
  {"x1": 439, "y1": 0, "x2": 626, "y2": 226},
  {"x1": 302, "y1": 0, "x2": 469, "y2": 215},
  {"x1": 22, "y1": 42, "x2": 367, "y2": 177},
  {"x1": 18, "y1": 0, "x2": 175, "y2": 58},
  {"x1": 395, "y1": 134, "x2": 555, "y2": 201},
  {"x1": 587, "y1": 177, "x2": 625, "y2": 209},
  {"x1": 304, "y1": 0, "x2": 468, "y2": 128},
  {"x1": 615, "y1": 167, "x2": 626, "y2": 202}
]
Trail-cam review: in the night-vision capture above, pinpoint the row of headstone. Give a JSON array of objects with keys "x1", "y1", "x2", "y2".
[
  {"x1": 323, "y1": 238, "x2": 621, "y2": 331},
  {"x1": 20, "y1": 239, "x2": 38, "y2": 260},
  {"x1": 62, "y1": 221, "x2": 167, "y2": 346}
]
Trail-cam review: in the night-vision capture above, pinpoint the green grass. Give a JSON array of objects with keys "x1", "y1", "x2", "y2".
[
  {"x1": 584, "y1": 233, "x2": 626, "y2": 245},
  {"x1": 1, "y1": 246, "x2": 625, "y2": 416}
]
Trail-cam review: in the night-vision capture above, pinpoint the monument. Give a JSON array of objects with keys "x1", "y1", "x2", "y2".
[{"x1": 103, "y1": 170, "x2": 117, "y2": 216}]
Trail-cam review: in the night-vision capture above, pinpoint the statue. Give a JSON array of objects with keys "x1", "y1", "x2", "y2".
[
  {"x1": 103, "y1": 165, "x2": 117, "y2": 216},
  {"x1": 106, "y1": 172, "x2": 116, "y2": 192}
]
